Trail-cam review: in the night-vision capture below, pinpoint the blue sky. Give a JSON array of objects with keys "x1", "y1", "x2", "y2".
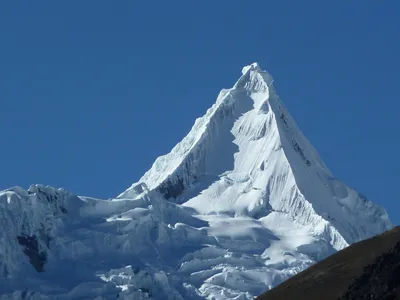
[{"x1": 1, "y1": 2, "x2": 399, "y2": 223}]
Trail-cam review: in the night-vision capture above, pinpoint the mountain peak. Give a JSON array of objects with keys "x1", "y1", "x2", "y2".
[
  {"x1": 119, "y1": 64, "x2": 391, "y2": 249},
  {"x1": 234, "y1": 62, "x2": 274, "y2": 93},
  {"x1": 0, "y1": 64, "x2": 392, "y2": 300},
  {"x1": 241, "y1": 62, "x2": 262, "y2": 74},
  {"x1": 115, "y1": 64, "x2": 391, "y2": 298}
]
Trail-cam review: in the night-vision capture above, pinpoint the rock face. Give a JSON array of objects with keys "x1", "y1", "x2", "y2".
[
  {"x1": 17, "y1": 234, "x2": 47, "y2": 272},
  {"x1": 0, "y1": 64, "x2": 393, "y2": 299},
  {"x1": 258, "y1": 227, "x2": 400, "y2": 300}
]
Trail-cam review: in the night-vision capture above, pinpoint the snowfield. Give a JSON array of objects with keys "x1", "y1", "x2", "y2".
[{"x1": 0, "y1": 63, "x2": 392, "y2": 299}]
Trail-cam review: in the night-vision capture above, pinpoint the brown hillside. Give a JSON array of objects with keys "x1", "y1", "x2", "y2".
[{"x1": 257, "y1": 227, "x2": 400, "y2": 300}]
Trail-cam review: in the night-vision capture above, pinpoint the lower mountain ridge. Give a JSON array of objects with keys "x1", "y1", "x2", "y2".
[
  {"x1": 0, "y1": 64, "x2": 392, "y2": 299},
  {"x1": 258, "y1": 226, "x2": 400, "y2": 300}
]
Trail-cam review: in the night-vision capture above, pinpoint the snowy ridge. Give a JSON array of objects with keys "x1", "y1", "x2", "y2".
[{"x1": 0, "y1": 63, "x2": 392, "y2": 299}]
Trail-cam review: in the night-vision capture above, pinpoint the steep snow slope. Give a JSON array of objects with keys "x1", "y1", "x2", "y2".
[{"x1": 0, "y1": 64, "x2": 392, "y2": 299}]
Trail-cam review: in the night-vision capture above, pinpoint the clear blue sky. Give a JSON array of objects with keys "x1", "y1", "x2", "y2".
[{"x1": 1, "y1": 2, "x2": 399, "y2": 223}]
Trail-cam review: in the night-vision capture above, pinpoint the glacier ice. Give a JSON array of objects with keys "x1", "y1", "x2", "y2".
[{"x1": 0, "y1": 64, "x2": 392, "y2": 299}]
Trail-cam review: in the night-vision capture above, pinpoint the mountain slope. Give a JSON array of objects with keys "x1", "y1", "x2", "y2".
[
  {"x1": 0, "y1": 63, "x2": 392, "y2": 299},
  {"x1": 257, "y1": 226, "x2": 400, "y2": 300}
]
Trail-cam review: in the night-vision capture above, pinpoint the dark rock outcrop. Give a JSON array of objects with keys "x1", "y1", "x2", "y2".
[{"x1": 17, "y1": 235, "x2": 47, "y2": 272}]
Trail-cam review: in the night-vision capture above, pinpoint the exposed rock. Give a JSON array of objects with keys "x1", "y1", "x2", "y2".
[{"x1": 16, "y1": 235, "x2": 47, "y2": 272}]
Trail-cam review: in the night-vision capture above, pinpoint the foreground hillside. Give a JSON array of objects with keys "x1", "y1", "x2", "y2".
[{"x1": 258, "y1": 227, "x2": 400, "y2": 300}]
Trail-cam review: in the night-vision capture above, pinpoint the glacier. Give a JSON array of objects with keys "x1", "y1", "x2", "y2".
[{"x1": 0, "y1": 63, "x2": 392, "y2": 299}]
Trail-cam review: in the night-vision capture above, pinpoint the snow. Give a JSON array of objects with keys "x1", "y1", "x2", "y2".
[{"x1": 0, "y1": 63, "x2": 393, "y2": 299}]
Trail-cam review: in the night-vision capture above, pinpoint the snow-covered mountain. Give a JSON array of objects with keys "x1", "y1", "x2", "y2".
[{"x1": 0, "y1": 63, "x2": 392, "y2": 299}]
